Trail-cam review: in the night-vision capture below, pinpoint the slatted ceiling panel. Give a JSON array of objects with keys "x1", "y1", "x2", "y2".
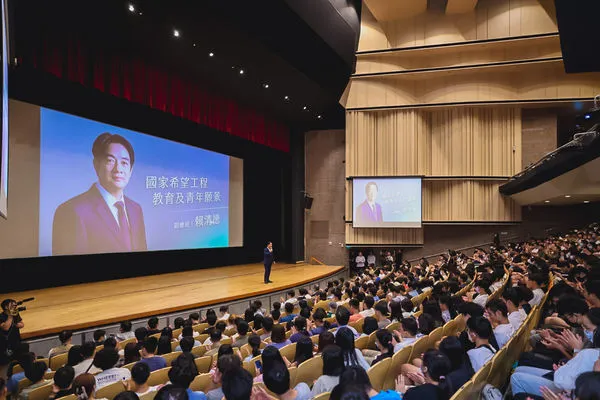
[
  {"x1": 373, "y1": 0, "x2": 557, "y2": 50},
  {"x1": 347, "y1": 60, "x2": 600, "y2": 109},
  {"x1": 422, "y1": 180, "x2": 521, "y2": 221},
  {"x1": 364, "y1": 0, "x2": 428, "y2": 22},
  {"x1": 355, "y1": 35, "x2": 562, "y2": 75},
  {"x1": 446, "y1": 0, "x2": 479, "y2": 14},
  {"x1": 345, "y1": 225, "x2": 424, "y2": 245}
]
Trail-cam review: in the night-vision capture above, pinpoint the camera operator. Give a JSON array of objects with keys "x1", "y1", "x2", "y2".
[{"x1": 0, "y1": 299, "x2": 24, "y2": 379}]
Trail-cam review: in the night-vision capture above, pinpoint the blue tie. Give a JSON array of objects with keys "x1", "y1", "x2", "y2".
[{"x1": 114, "y1": 201, "x2": 132, "y2": 251}]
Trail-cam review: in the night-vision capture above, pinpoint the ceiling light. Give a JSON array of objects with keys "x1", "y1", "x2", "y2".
[
  {"x1": 565, "y1": 195, "x2": 571, "y2": 198},
  {"x1": 584, "y1": 200, "x2": 590, "y2": 204},
  {"x1": 544, "y1": 200, "x2": 550, "y2": 203},
  {"x1": 284, "y1": 96, "x2": 289, "y2": 101},
  {"x1": 139, "y1": 12, "x2": 142, "y2": 15},
  {"x1": 173, "y1": 29, "x2": 180, "y2": 38},
  {"x1": 128, "y1": 3, "x2": 135, "y2": 12},
  {"x1": 263, "y1": 83, "x2": 269, "y2": 89},
  {"x1": 208, "y1": 52, "x2": 214, "y2": 57},
  {"x1": 193, "y1": 43, "x2": 196, "y2": 47},
  {"x1": 303, "y1": 106, "x2": 308, "y2": 110},
  {"x1": 317, "y1": 115, "x2": 322, "y2": 119},
  {"x1": 239, "y1": 69, "x2": 244, "y2": 75}
]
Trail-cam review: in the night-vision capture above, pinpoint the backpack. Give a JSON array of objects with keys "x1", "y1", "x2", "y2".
[{"x1": 482, "y1": 384, "x2": 503, "y2": 400}]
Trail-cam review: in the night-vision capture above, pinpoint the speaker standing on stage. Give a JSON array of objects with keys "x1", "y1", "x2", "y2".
[{"x1": 264, "y1": 241, "x2": 274, "y2": 284}]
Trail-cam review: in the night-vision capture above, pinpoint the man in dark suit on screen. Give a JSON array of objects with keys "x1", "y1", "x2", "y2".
[
  {"x1": 264, "y1": 241, "x2": 274, "y2": 284},
  {"x1": 52, "y1": 133, "x2": 147, "y2": 255},
  {"x1": 355, "y1": 181, "x2": 383, "y2": 225}
]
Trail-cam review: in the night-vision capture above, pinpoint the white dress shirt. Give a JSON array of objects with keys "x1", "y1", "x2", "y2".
[
  {"x1": 508, "y1": 309, "x2": 527, "y2": 330},
  {"x1": 355, "y1": 256, "x2": 366, "y2": 268},
  {"x1": 529, "y1": 288, "x2": 544, "y2": 306},
  {"x1": 494, "y1": 323, "x2": 515, "y2": 349},
  {"x1": 96, "y1": 183, "x2": 128, "y2": 227}
]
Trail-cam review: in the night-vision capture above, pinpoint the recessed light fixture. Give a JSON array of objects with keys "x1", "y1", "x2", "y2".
[
  {"x1": 565, "y1": 195, "x2": 571, "y2": 198},
  {"x1": 284, "y1": 96, "x2": 289, "y2": 101},
  {"x1": 208, "y1": 52, "x2": 214, "y2": 57},
  {"x1": 239, "y1": 69, "x2": 244, "y2": 75},
  {"x1": 193, "y1": 43, "x2": 196, "y2": 47},
  {"x1": 139, "y1": 12, "x2": 142, "y2": 15},
  {"x1": 544, "y1": 200, "x2": 550, "y2": 203},
  {"x1": 263, "y1": 83, "x2": 269, "y2": 89},
  {"x1": 317, "y1": 115, "x2": 322, "y2": 119},
  {"x1": 584, "y1": 200, "x2": 590, "y2": 204},
  {"x1": 173, "y1": 29, "x2": 180, "y2": 38},
  {"x1": 303, "y1": 106, "x2": 307, "y2": 110},
  {"x1": 128, "y1": 4, "x2": 135, "y2": 12}
]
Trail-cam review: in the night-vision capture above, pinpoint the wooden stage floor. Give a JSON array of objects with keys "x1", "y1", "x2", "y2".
[{"x1": 2, "y1": 263, "x2": 344, "y2": 339}]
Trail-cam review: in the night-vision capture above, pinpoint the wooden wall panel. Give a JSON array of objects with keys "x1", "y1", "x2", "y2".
[
  {"x1": 345, "y1": 224, "x2": 424, "y2": 245},
  {"x1": 346, "y1": 108, "x2": 521, "y2": 178},
  {"x1": 347, "y1": 60, "x2": 600, "y2": 109},
  {"x1": 422, "y1": 180, "x2": 521, "y2": 221},
  {"x1": 359, "y1": 0, "x2": 557, "y2": 52},
  {"x1": 355, "y1": 35, "x2": 562, "y2": 75}
]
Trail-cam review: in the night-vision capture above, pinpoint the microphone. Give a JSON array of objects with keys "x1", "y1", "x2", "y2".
[{"x1": 16, "y1": 297, "x2": 34, "y2": 305}]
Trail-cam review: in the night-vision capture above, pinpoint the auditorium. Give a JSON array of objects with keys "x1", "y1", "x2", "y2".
[{"x1": 2, "y1": 1, "x2": 600, "y2": 400}]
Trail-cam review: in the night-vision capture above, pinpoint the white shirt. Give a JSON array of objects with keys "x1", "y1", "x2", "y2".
[
  {"x1": 360, "y1": 308, "x2": 375, "y2": 318},
  {"x1": 441, "y1": 310, "x2": 451, "y2": 323},
  {"x1": 393, "y1": 337, "x2": 416, "y2": 353},
  {"x1": 467, "y1": 345, "x2": 495, "y2": 371},
  {"x1": 355, "y1": 256, "x2": 366, "y2": 268},
  {"x1": 333, "y1": 325, "x2": 360, "y2": 338},
  {"x1": 367, "y1": 255, "x2": 376, "y2": 265},
  {"x1": 96, "y1": 183, "x2": 128, "y2": 227},
  {"x1": 490, "y1": 281, "x2": 504, "y2": 292},
  {"x1": 555, "y1": 349, "x2": 600, "y2": 391},
  {"x1": 95, "y1": 367, "x2": 131, "y2": 389},
  {"x1": 116, "y1": 331, "x2": 136, "y2": 341},
  {"x1": 494, "y1": 323, "x2": 515, "y2": 349},
  {"x1": 530, "y1": 288, "x2": 544, "y2": 306},
  {"x1": 218, "y1": 313, "x2": 230, "y2": 321},
  {"x1": 473, "y1": 294, "x2": 489, "y2": 308},
  {"x1": 73, "y1": 358, "x2": 102, "y2": 377},
  {"x1": 508, "y1": 309, "x2": 527, "y2": 330}
]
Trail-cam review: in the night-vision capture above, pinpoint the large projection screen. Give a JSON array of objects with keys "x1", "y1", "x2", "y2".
[
  {"x1": 0, "y1": 0, "x2": 9, "y2": 219},
  {"x1": 352, "y1": 177, "x2": 422, "y2": 228},
  {"x1": 0, "y1": 100, "x2": 244, "y2": 259}
]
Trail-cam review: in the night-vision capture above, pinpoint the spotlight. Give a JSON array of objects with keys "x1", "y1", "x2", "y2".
[
  {"x1": 585, "y1": 114, "x2": 591, "y2": 120},
  {"x1": 544, "y1": 200, "x2": 550, "y2": 203},
  {"x1": 303, "y1": 106, "x2": 307, "y2": 110},
  {"x1": 284, "y1": 96, "x2": 289, "y2": 101},
  {"x1": 565, "y1": 195, "x2": 571, "y2": 198},
  {"x1": 173, "y1": 29, "x2": 180, "y2": 38},
  {"x1": 317, "y1": 115, "x2": 322, "y2": 119},
  {"x1": 128, "y1": 3, "x2": 135, "y2": 12},
  {"x1": 139, "y1": 12, "x2": 142, "y2": 15},
  {"x1": 584, "y1": 200, "x2": 590, "y2": 204},
  {"x1": 239, "y1": 69, "x2": 244, "y2": 75},
  {"x1": 208, "y1": 52, "x2": 214, "y2": 57},
  {"x1": 263, "y1": 83, "x2": 269, "y2": 89},
  {"x1": 193, "y1": 43, "x2": 196, "y2": 47}
]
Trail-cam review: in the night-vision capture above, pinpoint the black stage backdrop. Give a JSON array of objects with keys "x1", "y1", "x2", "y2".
[{"x1": 0, "y1": 67, "x2": 294, "y2": 292}]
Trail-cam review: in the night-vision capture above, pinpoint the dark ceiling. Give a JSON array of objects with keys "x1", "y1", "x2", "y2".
[{"x1": 12, "y1": 0, "x2": 362, "y2": 130}]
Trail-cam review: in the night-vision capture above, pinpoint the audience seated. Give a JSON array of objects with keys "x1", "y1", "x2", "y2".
[
  {"x1": 48, "y1": 330, "x2": 73, "y2": 359},
  {"x1": 126, "y1": 362, "x2": 158, "y2": 397},
  {"x1": 18, "y1": 361, "x2": 50, "y2": 400},
  {"x1": 138, "y1": 337, "x2": 167, "y2": 372},
  {"x1": 94, "y1": 348, "x2": 131, "y2": 389},
  {"x1": 49, "y1": 365, "x2": 75, "y2": 399}
]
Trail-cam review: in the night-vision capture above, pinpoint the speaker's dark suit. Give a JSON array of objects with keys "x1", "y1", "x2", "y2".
[{"x1": 52, "y1": 184, "x2": 147, "y2": 255}]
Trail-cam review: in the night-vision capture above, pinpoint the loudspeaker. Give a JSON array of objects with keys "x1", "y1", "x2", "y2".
[
  {"x1": 555, "y1": 0, "x2": 600, "y2": 73},
  {"x1": 304, "y1": 195, "x2": 314, "y2": 210}
]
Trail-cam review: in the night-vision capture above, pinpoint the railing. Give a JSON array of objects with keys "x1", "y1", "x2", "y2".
[
  {"x1": 407, "y1": 235, "x2": 521, "y2": 263},
  {"x1": 310, "y1": 257, "x2": 326, "y2": 265}
]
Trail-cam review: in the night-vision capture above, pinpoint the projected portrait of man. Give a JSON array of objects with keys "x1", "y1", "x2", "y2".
[
  {"x1": 52, "y1": 133, "x2": 147, "y2": 255},
  {"x1": 355, "y1": 181, "x2": 383, "y2": 225}
]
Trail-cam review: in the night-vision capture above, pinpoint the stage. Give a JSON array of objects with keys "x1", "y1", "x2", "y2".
[{"x1": 2, "y1": 262, "x2": 344, "y2": 339}]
